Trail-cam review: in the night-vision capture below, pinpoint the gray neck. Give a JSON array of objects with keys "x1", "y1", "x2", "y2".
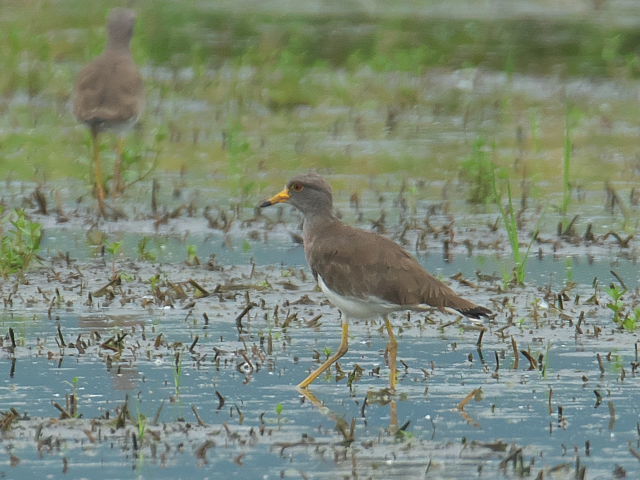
[
  {"x1": 108, "y1": 35, "x2": 132, "y2": 52},
  {"x1": 302, "y1": 208, "x2": 337, "y2": 239}
]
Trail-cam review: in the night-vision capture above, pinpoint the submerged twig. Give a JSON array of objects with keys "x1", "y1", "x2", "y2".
[
  {"x1": 511, "y1": 336, "x2": 519, "y2": 369},
  {"x1": 188, "y1": 279, "x2": 209, "y2": 297},
  {"x1": 191, "y1": 405, "x2": 207, "y2": 427},
  {"x1": 520, "y1": 350, "x2": 538, "y2": 370},
  {"x1": 235, "y1": 303, "x2": 257, "y2": 333},
  {"x1": 52, "y1": 401, "x2": 72, "y2": 419}
]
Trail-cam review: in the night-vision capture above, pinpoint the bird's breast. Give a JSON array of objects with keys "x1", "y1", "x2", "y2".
[{"x1": 316, "y1": 275, "x2": 398, "y2": 319}]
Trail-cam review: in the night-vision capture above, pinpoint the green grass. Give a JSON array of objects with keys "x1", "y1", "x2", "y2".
[
  {"x1": 561, "y1": 109, "x2": 573, "y2": 217},
  {"x1": 460, "y1": 137, "x2": 494, "y2": 204},
  {"x1": 491, "y1": 170, "x2": 523, "y2": 285},
  {"x1": 561, "y1": 104, "x2": 583, "y2": 218},
  {"x1": 0, "y1": 208, "x2": 43, "y2": 277},
  {"x1": 489, "y1": 161, "x2": 538, "y2": 286},
  {"x1": 605, "y1": 284, "x2": 640, "y2": 331},
  {"x1": 137, "y1": 237, "x2": 158, "y2": 262},
  {"x1": 136, "y1": 409, "x2": 147, "y2": 443}
]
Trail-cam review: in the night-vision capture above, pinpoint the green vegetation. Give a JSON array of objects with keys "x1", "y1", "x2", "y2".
[
  {"x1": 561, "y1": 109, "x2": 573, "y2": 217},
  {"x1": 117, "y1": 135, "x2": 161, "y2": 192},
  {"x1": 490, "y1": 167, "x2": 532, "y2": 286},
  {"x1": 137, "y1": 237, "x2": 157, "y2": 262},
  {"x1": 5, "y1": 1, "x2": 640, "y2": 83},
  {"x1": 105, "y1": 240, "x2": 122, "y2": 257},
  {"x1": 106, "y1": 240, "x2": 122, "y2": 272},
  {"x1": 148, "y1": 273, "x2": 161, "y2": 290},
  {"x1": 564, "y1": 258, "x2": 574, "y2": 283},
  {"x1": 461, "y1": 138, "x2": 495, "y2": 205},
  {"x1": 136, "y1": 410, "x2": 147, "y2": 443},
  {"x1": 224, "y1": 121, "x2": 256, "y2": 200},
  {"x1": 460, "y1": 138, "x2": 538, "y2": 286},
  {"x1": 561, "y1": 105, "x2": 582, "y2": 218},
  {"x1": 186, "y1": 244, "x2": 200, "y2": 266},
  {"x1": 0, "y1": 208, "x2": 43, "y2": 277},
  {"x1": 605, "y1": 284, "x2": 640, "y2": 331}
]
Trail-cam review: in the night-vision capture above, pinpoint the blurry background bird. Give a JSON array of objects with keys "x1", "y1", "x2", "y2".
[{"x1": 73, "y1": 7, "x2": 144, "y2": 216}]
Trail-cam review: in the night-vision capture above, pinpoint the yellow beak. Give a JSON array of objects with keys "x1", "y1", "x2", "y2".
[{"x1": 259, "y1": 187, "x2": 290, "y2": 207}]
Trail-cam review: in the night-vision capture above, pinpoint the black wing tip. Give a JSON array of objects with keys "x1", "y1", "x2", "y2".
[{"x1": 460, "y1": 306, "x2": 492, "y2": 319}]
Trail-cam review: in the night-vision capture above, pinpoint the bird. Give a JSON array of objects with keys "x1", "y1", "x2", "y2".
[
  {"x1": 73, "y1": 7, "x2": 144, "y2": 216},
  {"x1": 260, "y1": 173, "x2": 491, "y2": 391}
]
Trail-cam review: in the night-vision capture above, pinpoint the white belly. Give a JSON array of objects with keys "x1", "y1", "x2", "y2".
[{"x1": 317, "y1": 275, "x2": 398, "y2": 319}]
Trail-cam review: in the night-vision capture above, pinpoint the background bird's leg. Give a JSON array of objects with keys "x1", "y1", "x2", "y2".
[
  {"x1": 298, "y1": 322, "x2": 349, "y2": 389},
  {"x1": 113, "y1": 136, "x2": 125, "y2": 196},
  {"x1": 91, "y1": 127, "x2": 107, "y2": 216},
  {"x1": 384, "y1": 316, "x2": 398, "y2": 391},
  {"x1": 390, "y1": 399, "x2": 398, "y2": 430}
]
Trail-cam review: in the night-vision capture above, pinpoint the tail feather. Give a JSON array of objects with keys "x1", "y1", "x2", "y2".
[
  {"x1": 456, "y1": 305, "x2": 492, "y2": 319},
  {"x1": 448, "y1": 297, "x2": 492, "y2": 319}
]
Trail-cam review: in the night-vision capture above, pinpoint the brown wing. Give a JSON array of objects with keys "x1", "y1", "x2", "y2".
[
  {"x1": 73, "y1": 52, "x2": 144, "y2": 126},
  {"x1": 306, "y1": 222, "x2": 490, "y2": 318}
]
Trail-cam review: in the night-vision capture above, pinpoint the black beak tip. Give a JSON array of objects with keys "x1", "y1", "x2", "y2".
[{"x1": 259, "y1": 200, "x2": 272, "y2": 208}]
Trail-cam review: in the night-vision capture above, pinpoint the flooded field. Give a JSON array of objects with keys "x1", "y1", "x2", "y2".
[
  {"x1": 3, "y1": 0, "x2": 640, "y2": 479},
  {"x1": 1, "y1": 173, "x2": 639, "y2": 479}
]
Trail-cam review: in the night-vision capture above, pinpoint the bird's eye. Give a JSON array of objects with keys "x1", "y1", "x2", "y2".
[{"x1": 290, "y1": 183, "x2": 304, "y2": 192}]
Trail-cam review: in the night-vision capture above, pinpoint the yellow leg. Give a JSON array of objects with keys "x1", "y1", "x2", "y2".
[
  {"x1": 390, "y1": 399, "x2": 398, "y2": 430},
  {"x1": 113, "y1": 137, "x2": 125, "y2": 196},
  {"x1": 91, "y1": 129, "x2": 107, "y2": 217},
  {"x1": 385, "y1": 316, "x2": 398, "y2": 391},
  {"x1": 298, "y1": 322, "x2": 349, "y2": 389}
]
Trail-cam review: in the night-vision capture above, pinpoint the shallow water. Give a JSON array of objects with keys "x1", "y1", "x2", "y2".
[
  {"x1": 1, "y1": 286, "x2": 640, "y2": 479},
  {"x1": 1, "y1": 175, "x2": 638, "y2": 478},
  {"x1": 38, "y1": 223, "x2": 640, "y2": 290},
  {"x1": 3, "y1": 172, "x2": 640, "y2": 480},
  {"x1": 1, "y1": 222, "x2": 639, "y2": 480}
]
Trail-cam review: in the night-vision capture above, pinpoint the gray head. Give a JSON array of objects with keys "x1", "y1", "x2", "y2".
[
  {"x1": 107, "y1": 8, "x2": 137, "y2": 48},
  {"x1": 260, "y1": 173, "x2": 334, "y2": 216}
]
